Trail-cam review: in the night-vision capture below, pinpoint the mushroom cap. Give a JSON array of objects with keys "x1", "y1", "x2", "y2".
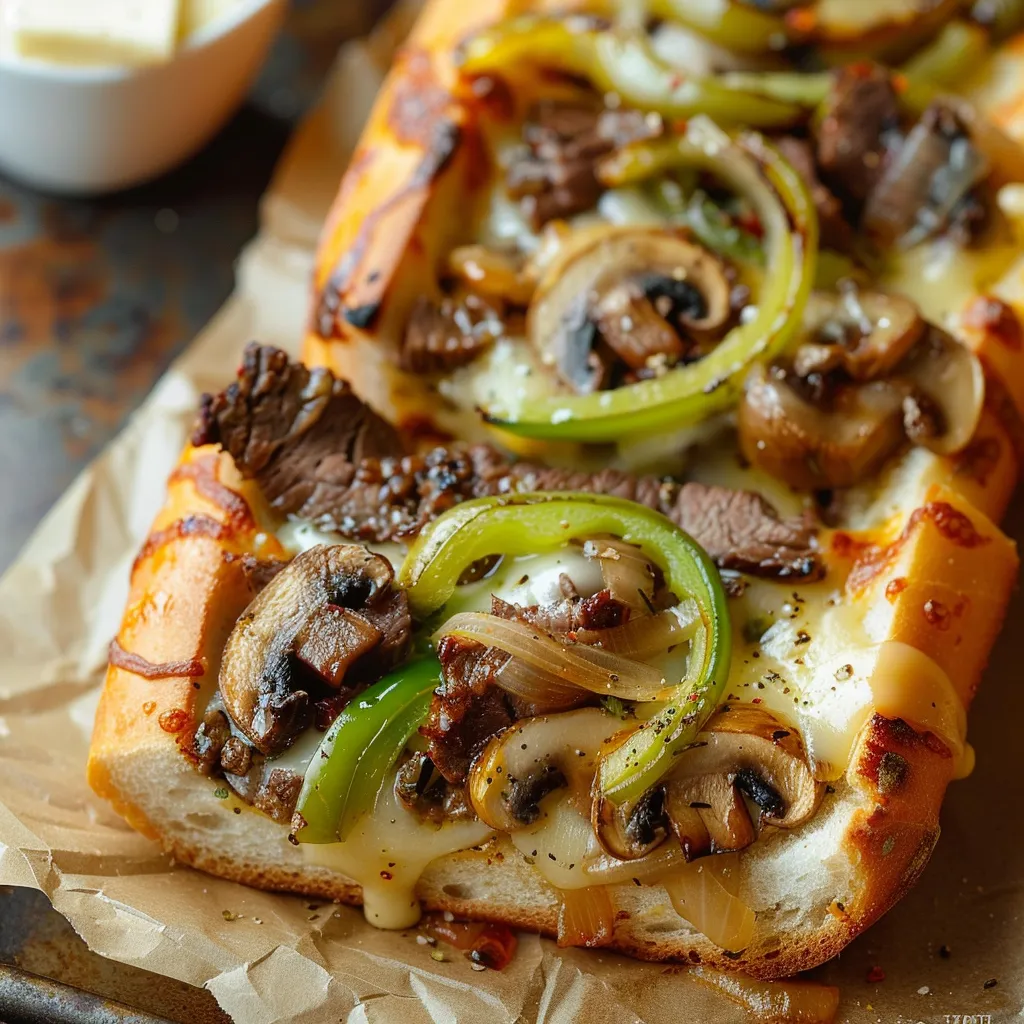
[
  {"x1": 219, "y1": 544, "x2": 395, "y2": 756},
  {"x1": 468, "y1": 708, "x2": 623, "y2": 833},
  {"x1": 593, "y1": 705, "x2": 823, "y2": 861},
  {"x1": 528, "y1": 225, "x2": 733, "y2": 392},
  {"x1": 739, "y1": 289, "x2": 985, "y2": 490}
]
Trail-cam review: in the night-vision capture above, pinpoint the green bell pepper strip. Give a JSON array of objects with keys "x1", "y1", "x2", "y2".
[
  {"x1": 399, "y1": 492, "x2": 732, "y2": 804},
  {"x1": 478, "y1": 118, "x2": 818, "y2": 442},
  {"x1": 292, "y1": 658, "x2": 442, "y2": 844},
  {"x1": 458, "y1": 16, "x2": 803, "y2": 127},
  {"x1": 901, "y1": 19, "x2": 990, "y2": 88},
  {"x1": 649, "y1": 0, "x2": 788, "y2": 53},
  {"x1": 717, "y1": 70, "x2": 833, "y2": 108}
]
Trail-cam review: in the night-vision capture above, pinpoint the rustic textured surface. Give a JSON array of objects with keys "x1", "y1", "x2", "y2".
[{"x1": 0, "y1": 3, "x2": 389, "y2": 1021}]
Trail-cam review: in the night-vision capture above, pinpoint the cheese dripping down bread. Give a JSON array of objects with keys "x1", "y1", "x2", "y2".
[{"x1": 90, "y1": 0, "x2": 1024, "y2": 982}]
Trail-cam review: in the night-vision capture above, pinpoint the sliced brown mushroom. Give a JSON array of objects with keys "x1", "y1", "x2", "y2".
[
  {"x1": 594, "y1": 705, "x2": 822, "y2": 862},
  {"x1": 739, "y1": 289, "x2": 985, "y2": 490},
  {"x1": 863, "y1": 100, "x2": 989, "y2": 250},
  {"x1": 795, "y1": 288, "x2": 924, "y2": 381},
  {"x1": 528, "y1": 226, "x2": 734, "y2": 393},
  {"x1": 468, "y1": 709, "x2": 621, "y2": 833},
  {"x1": 739, "y1": 362, "x2": 909, "y2": 490},
  {"x1": 219, "y1": 544, "x2": 398, "y2": 756}
]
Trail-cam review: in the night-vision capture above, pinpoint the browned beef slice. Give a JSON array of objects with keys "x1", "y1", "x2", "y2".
[
  {"x1": 774, "y1": 136, "x2": 853, "y2": 252},
  {"x1": 816, "y1": 64, "x2": 900, "y2": 206},
  {"x1": 355, "y1": 590, "x2": 412, "y2": 679},
  {"x1": 193, "y1": 342, "x2": 404, "y2": 518},
  {"x1": 197, "y1": 346, "x2": 821, "y2": 579},
  {"x1": 490, "y1": 589, "x2": 630, "y2": 635},
  {"x1": 401, "y1": 294, "x2": 502, "y2": 375},
  {"x1": 423, "y1": 635, "x2": 517, "y2": 783},
  {"x1": 508, "y1": 102, "x2": 659, "y2": 228}
]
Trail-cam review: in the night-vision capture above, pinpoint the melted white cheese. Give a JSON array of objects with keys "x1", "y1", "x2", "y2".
[
  {"x1": 303, "y1": 785, "x2": 492, "y2": 928},
  {"x1": 447, "y1": 547, "x2": 605, "y2": 616},
  {"x1": 276, "y1": 520, "x2": 406, "y2": 567}
]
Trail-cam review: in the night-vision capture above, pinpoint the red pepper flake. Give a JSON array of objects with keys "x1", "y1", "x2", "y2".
[
  {"x1": 380, "y1": 870, "x2": 393, "y2": 881},
  {"x1": 866, "y1": 966, "x2": 886, "y2": 984},
  {"x1": 885, "y1": 578, "x2": 908, "y2": 603},
  {"x1": 158, "y1": 708, "x2": 189, "y2": 733},
  {"x1": 751, "y1": 697, "x2": 763, "y2": 704},
  {"x1": 141, "y1": 701, "x2": 157, "y2": 716}
]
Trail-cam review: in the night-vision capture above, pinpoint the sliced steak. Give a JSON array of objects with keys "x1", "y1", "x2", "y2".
[
  {"x1": 507, "y1": 101, "x2": 659, "y2": 228},
  {"x1": 193, "y1": 342, "x2": 404, "y2": 519},
  {"x1": 197, "y1": 345, "x2": 822, "y2": 580},
  {"x1": 775, "y1": 136, "x2": 852, "y2": 252},
  {"x1": 862, "y1": 100, "x2": 989, "y2": 249},
  {"x1": 490, "y1": 589, "x2": 631, "y2": 635},
  {"x1": 401, "y1": 294, "x2": 503, "y2": 375},
  {"x1": 424, "y1": 634, "x2": 518, "y2": 784},
  {"x1": 816, "y1": 64, "x2": 900, "y2": 208}
]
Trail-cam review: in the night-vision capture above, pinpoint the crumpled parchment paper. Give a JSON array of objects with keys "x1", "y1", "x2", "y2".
[{"x1": 0, "y1": 16, "x2": 1022, "y2": 1024}]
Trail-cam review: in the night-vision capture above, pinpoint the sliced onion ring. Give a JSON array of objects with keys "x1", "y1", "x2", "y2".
[
  {"x1": 438, "y1": 612, "x2": 687, "y2": 701},
  {"x1": 662, "y1": 855, "x2": 756, "y2": 952},
  {"x1": 492, "y1": 655, "x2": 589, "y2": 710}
]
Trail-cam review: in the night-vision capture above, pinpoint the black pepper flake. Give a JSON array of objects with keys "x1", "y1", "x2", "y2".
[
  {"x1": 984, "y1": 978, "x2": 998, "y2": 989},
  {"x1": 632, "y1": 877, "x2": 642, "y2": 886},
  {"x1": 938, "y1": 944, "x2": 952, "y2": 959},
  {"x1": 548, "y1": 853, "x2": 557, "y2": 861}
]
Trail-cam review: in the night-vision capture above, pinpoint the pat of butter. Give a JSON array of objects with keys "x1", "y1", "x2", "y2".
[
  {"x1": 179, "y1": 0, "x2": 242, "y2": 40},
  {"x1": 6, "y1": 0, "x2": 181, "y2": 66}
]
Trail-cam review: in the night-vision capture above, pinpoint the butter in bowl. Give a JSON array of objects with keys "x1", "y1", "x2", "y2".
[{"x1": 0, "y1": 0, "x2": 287, "y2": 193}]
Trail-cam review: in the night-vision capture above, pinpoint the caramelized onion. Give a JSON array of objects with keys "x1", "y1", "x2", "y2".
[
  {"x1": 575, "y1": 602, "x2": 699, "y2": 655},
  {"x1": 662, "y1": 855, "x2": 756, "y2": 952},
  {"x1": 692, "y1": 967, "x2": 840, "y2": 1024},
  {"x1": 582, "y1": 842, "x2": 686, "y2": 885},
  {"x1": 557, "y1": 886, "x2": 616, "y2": 948},
  {"x1": 439, "y1": 612, "x2": 675, "y2": 701},
  {"x1": 493, "y1": 655, "x2": 590, "y2": 710}
]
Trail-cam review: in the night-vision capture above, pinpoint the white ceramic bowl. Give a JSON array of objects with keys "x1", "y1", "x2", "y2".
[{"x1": 0, "y1": 0, "x2": 287, "y2": 194}]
